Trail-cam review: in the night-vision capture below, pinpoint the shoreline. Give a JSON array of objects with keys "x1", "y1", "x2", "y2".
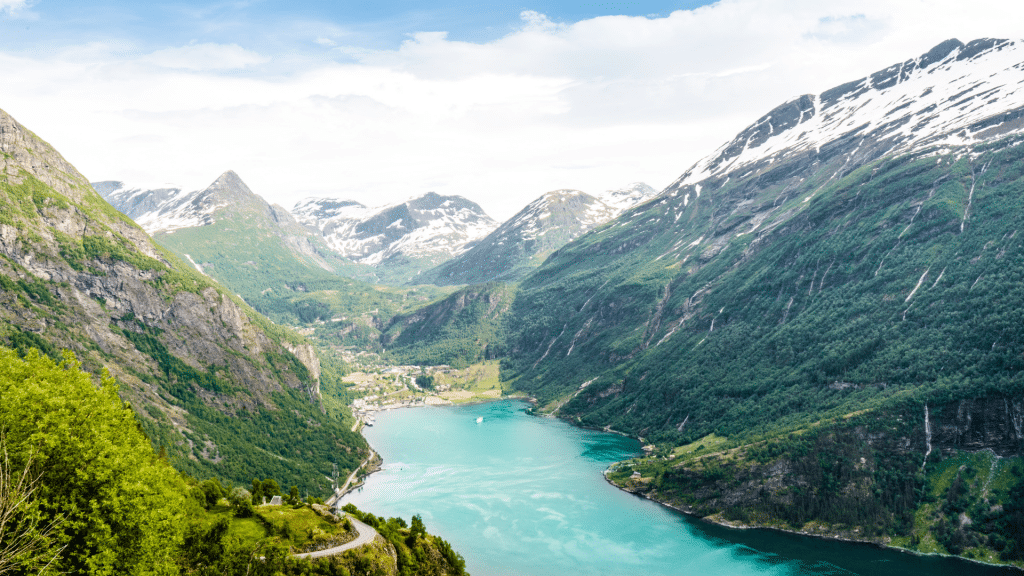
[
  {"x1": 600, "y1": 452, "x2": 1024, "y2": 574},
  {"x1": 338, "y1": 394, "x2": 1021, "y2": 572},
  {"x1": 529, "y1": 407, "x2": 1024, "y2": 573}
]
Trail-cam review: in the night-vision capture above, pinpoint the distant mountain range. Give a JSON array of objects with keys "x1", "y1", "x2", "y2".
[
  {"x1": 291, "y1": 192, "x2": 497, "y2": 284},
  {"x1": 97, "y1": 174, "x2": 655, "y2": 288},
  {"x1": 420, "y1": 183, "x2": 657, "y2": 285}
]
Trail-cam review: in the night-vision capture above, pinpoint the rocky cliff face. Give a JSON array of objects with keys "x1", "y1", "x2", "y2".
[
  {"x1": 930, "y1": 396, "x2": 1024, "y2": 457},
  {"x1": 285, "y1": 342, "x2": 322, "y2": 399},
  {"x1": 0, "y1": 106, "x2": 365, "y2": 489}
]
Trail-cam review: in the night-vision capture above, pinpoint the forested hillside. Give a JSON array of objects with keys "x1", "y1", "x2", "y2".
[
  {"x1": 500, "y1": 39, "x2": 1024, "y2": 445},
  {"x1": 506, "y1": 139, "x2": 1024, "y2": 442},
  {"x1": 382, "y1": 283, "x2": 515, "y2": 367},
  {"x1": 0, "y1": 106, "x2": 366, "y2": 493}
]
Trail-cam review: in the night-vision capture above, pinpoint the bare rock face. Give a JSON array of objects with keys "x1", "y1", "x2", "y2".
[
  {"x1": 931, "y1": 396, "x2": 1024, "y2": 457},
  {"x1": 285, "y1": 342, "x2": 322, "y2": 398}
]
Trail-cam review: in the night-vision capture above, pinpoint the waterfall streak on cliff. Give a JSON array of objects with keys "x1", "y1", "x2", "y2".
[
  {"x1": 922, "y1": 404, "x2": 933, "y2": 471},
  {"x1": 533, "y1": 324, "x2": 567, "y2": 369},
  {"x1": 904, "y1": 268, "x2": 929, "y2": 303}
]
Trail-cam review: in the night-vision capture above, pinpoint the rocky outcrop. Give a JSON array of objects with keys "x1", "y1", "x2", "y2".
[
  {"x1": 286, "y1": 342, "x2": 322, "y2": 399},
  {"x1": 930, "y1": 396, "x2": 1024, "y2": 457}
]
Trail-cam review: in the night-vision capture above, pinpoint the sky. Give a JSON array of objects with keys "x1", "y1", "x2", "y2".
[{"x1": 1, "y1": 1, "x2": 1023, "y2": 220}]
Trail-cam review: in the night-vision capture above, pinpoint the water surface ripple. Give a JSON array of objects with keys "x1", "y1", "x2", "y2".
[{"x1": 342, "y1": 400, "x2": 1015, "y2": 576}]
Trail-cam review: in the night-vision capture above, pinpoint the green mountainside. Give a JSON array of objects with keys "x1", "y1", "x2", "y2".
[
  {"x1": 500, "y1": 39, "x2": 1024, "y2": 443},
  {"x1": 0, "y1": 107, "x2": 366, "y2": 493},
  {"x1": 503, "y1": 141, "x2": 1024, "y2": 441},
  {"x1": 382, "y1": 283, "x2": 515, "y2": 367}
]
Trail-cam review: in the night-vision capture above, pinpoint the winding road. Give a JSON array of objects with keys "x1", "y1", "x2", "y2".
[{"x1": 292, "y1": 515, "x2": 378, "y2": 559}]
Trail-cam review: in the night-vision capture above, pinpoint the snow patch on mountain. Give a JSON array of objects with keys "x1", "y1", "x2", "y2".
[
  {"x1": 95, "y1": 171, "x2": 258, "y2": 234},
  {"x1": 671, "y1": 38, "x2": 1024, "y2": 190},
  {"x1": 597, "y1": 182, "x2": 658, "y2": 213},
  {"x1": 291, "y1": 192, "x2": 497, "y2": 267}
]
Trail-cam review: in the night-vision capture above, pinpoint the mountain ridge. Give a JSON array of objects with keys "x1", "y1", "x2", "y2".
[
  {"x1": 292, "y1": 191, "x2": 498, "y2": 283},
  {"x1": 420, "y1": 183, "x2": 657, "y2": 285}
]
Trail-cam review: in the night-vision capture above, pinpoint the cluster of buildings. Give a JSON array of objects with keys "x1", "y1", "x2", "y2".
[{"x1": 346, "y1": 365, "x2": 454, "y2": 427}]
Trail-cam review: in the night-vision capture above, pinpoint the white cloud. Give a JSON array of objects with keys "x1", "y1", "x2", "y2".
[
  {"x1": 140, "y1": 43, "x2": 269, "y2": 70},
  {"x1": 0, "y1": 0, "x2": 36, "y2": 18},
  {"x1": 0, "y1": 0, "x2": 1022, "y2": 220}
]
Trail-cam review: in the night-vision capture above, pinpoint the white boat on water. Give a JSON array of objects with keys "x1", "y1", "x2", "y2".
[{"x1": 476, "y1": 417, "x2": 483, "y2": 424}]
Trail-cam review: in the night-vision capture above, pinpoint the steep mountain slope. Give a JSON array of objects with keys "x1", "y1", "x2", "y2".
[
  {"x1": 502, "y1": 37, "x2": 1024, "y2": 437},
  {"x1": 421, "y1": 184, "x2": 656, "y2": 285},
  {"x1": 292, "y1": 192, "x2": 497, "y2": 284},
  {"x1": 0, "y1": 107, "x2": 366, "y2": 492}
]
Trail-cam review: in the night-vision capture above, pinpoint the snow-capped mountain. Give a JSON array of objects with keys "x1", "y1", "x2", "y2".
[
  {"x1": 501, "y1": 37, "x2": 1024, "y2": 423},
  {"x1": 95, "y1": 171, "x2": 370, "y2": 290},
  {"x1": 597, "y1": 182, "x2": 658, "y2": 213},
  {"x1": 669, "y1": 38, "x2": 1024, "y2": 198},
  {"x1": 291, "y1": 192, "x2": 497, "y2": 279},
  {"x1": 96, "y1": 171, "x2": 280, "y2": 235},
  {"x1": 420, "y1": 184, "x2": 656, "y2": 286},
  {"x1": 90, "y1": 180, "x2": 188, "y2": 227}
]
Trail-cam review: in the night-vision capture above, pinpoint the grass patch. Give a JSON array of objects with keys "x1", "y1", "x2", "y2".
[
  {"x1": 671, "y1": 433, "x2": 730, "y2": 459},
  {"x1": 205, "y1": 503, "x2": 352, "y2": 550},
  {"x1": 259, "y1": 505, "x2": 347, "y2": 548}
]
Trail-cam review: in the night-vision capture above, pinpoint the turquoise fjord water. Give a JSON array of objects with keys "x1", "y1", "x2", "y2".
[{"x1": 341, "y1": 400, "x2": 1015, "y2": 576}]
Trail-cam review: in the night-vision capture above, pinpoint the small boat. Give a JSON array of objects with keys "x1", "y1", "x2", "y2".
[{"x1": 476, "y1": 417, "x2": 483, "y2": 424}]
